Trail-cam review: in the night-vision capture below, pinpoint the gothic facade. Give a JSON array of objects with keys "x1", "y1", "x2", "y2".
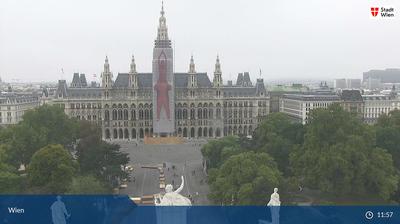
[{"x1": 50, "y1": 4, "x2": 269, "y2": 140}]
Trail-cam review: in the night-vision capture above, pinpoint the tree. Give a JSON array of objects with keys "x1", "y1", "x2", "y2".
[
  {"x1": 201, "y1": 136, "x2": 241, "y2": 169},
  {"x1": 28, "y1": 144, "x2": 77, "y2": 194},
  {"x1": 290, "y1": 104, "x2": 398, "y2": 200},
  {"x1": 253, "y1": 113, "x2": 304, "y2": 175},
  {"x1": 0, "y1": 105, "x2": 79, "y2": 166},
  {"x1": 209, "y1": 152, "x2": 282, "y2": 205},
  {"x1": 376, "y1": 110, "x2": 400, "y2": 169},
  {"x1": 67, "y1": 175, "x2": 109, "y2": 194},
  {"x1": 77, "y1": 136, "x2": 129, "y2": 187},
  {"x1": 0, "y1": 144, "x2": 24, "y2": 193},
  {"x1": 375, "y1": 110, "x2": 400, "y2": 201}
]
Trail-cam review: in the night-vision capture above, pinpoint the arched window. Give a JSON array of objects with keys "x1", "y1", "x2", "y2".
[
  {"x1": 105, "y1": 129, "x2": 110, "y2": 139},
  {"x1": 190, "y1": 109, "x2": 195, "y2": 120},
  {"x1": 132, "y1": 129, "x2": 137, "y2": 139},
  {"x1": 124, "y1": 128, "x2": 129, "y2": 139},
  {"x1": 131, "y1": 110, "x2": 136, "y2": 120},
  {"x1": 112, "y1": 110, "x2": 117, "y2": 120},
  {"x1": 216, "y1": 128, "x2": 221, "y2": 137},
  {"x1": 183, "y1": 109, "x2": 188, "y2": 119},
  {"x1": 118, "y1": 109, "x2": 123, "y2": 120},
  {"x1": 139, "y1": 109, "x2": 144, "y2": 120},
  {"x1": 216, "y1": 108, "x2": 221, "y2": 119},
  {"x1": 124, "y1": 109, "x2": 129, "y2": 120},
  {"x1": 190, "y1": 128, "x2": 195, "y2": 138},
  {"x1": 177, "y1": 109, "x2": 182, "y2": 119},
  {"x1": 140, "y1": 129, "x2": 144, "y2": 138},
  {"x1": 119, "y1": 129, "x2": 123, "y2": 139},
  {"x1": 105, "y1": 110, "x2": 110, "y2": 121}
]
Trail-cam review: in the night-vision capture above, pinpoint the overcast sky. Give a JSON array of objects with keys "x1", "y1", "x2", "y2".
[{"x1": 1, "y1": 0, "x2": 399, "y2": 83}]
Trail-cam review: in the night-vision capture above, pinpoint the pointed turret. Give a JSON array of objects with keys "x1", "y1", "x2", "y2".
[
  {"x1": 104, "y1": 56, "x2": 110, "y2": 73},
  {"x1": 188, "y1": 55, "x2": 197, "y2": 88},
  {"x1": 130, "y1": 55, "x2": 137, "y2": 74},
  {"x1": 188, "y1": 55, "x2": 196, "y2": 74},
  {"x1": 129, "y1": 55, "x2": 138, "y2": 88},
  {"x1": 101, "y1": 56, "x2": 113, "y2": 88},
  {"x1": 213, "y1": 55, "x2": 223, "y2": 87}
]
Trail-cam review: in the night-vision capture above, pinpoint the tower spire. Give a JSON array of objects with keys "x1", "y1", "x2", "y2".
[
  {"x1": 189, "y1": 55, "x2": 196, "y2": 74},
  {"x1": 130, "y1": 54, "x2": 137, "y2": 74},
  {"x1": 215, "y1": 55, "x2": 222, "y2": 74},
  {"x1": 101, "y1": 55, "x2": 113, "y2": 88},
  {"x1": 104, "y1": 55, "x2": 110, "y2": 73},
  {"x1": 161, "y1": 1, "x2": 164, "y2": 16},
  {"x1": 213, "y1": 55, "x2": 223, "y2": 87},
  {"x1": 155, "y1": 1, "x2": 171, "y2": 48},
  {"x1": 129, "y1": 54, "x2": 138, "y2": 89}
]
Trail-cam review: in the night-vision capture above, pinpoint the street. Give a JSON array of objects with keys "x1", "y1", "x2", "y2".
[{"x1": 117, "y1": 140, "x2": 210, "y2": 205}]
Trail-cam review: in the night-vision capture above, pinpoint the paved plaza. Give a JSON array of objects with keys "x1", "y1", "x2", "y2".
[{"x1": 117, "y1": 139, "x2": 211, "y2": 205}]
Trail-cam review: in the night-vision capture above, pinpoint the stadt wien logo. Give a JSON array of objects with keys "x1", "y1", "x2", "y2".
[
  {"x1": 370, "y1": 6, "x2": 396, "y2": 18},
  {"x1": 371, "y1": 7, "x2": 379, "y2": 17}
]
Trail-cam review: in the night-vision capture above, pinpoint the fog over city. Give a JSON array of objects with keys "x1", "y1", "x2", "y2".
[{"x1": 1, "y1": 0, "x2": 399, "y2": 82}]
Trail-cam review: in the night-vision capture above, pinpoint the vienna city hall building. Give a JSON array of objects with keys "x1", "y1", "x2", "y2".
[{"x1": 50, "y1": 4, "x2": 269, "y2": 140}]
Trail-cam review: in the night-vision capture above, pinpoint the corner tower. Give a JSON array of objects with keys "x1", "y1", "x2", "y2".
[{"x1": 152, "y1": 2, "x2": 175, "y2": 136}]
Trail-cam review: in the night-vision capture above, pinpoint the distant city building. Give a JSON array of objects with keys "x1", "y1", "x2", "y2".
[
  {"x1": 279, "y1": 92, "x2": 340, "y2": 124},
  {"x1": 346, "y1": 79, "x2": 361, "y2": 89},
  {"x1": 47, "y1": 4, "x2": 269, "y2": 140},
  {"x1": 268, "y1": 84, "x2": 309, "y2": 113},
  {"x1": 334, "y1": 79, "x2": 361, "y2": 89},
  {"x1": 364, "y1": 77, "x2": 381, "y2": 90},
  {"x1": 334, "y1": 79, "x2": 347, "y2": 89},
  {"x1": 363, "y1": 68, "x2": 400, "y2": 84},
  {"x1": 362, "y1": 94, "x2": 393, "y2": 124},
  {"x1": 313, "y1": 81, "x2": 333, "y2": 94},
  {"x1": 0, "y1": 93, "x2": 40, "y2": 125},
  {"x1": 339, "y1": 90, "x2": 364, "y2": 118}
]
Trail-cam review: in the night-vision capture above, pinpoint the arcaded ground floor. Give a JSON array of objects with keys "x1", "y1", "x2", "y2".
[{"x1": 103, "y1": 125, "x2": 254, "y2": 140}]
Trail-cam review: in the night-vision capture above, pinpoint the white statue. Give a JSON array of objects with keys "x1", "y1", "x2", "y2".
[
  {"x1": 267, "y1": 188, "x2": 280, "y2": 224},
  {"x1": 155, "y1": 176, "x2": 192, "y2": 206},
  {"x1": 267, "y1": 188, "x2": 281, "y2": 206},
  {"x1": 155, "y1": 176, "x2": 191, "y2": 224}
]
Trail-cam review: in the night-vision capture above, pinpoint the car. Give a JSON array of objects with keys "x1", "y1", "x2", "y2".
[
  {"x1": 119, "y1": 183, "x2": 128, "y2": 189},
  {"x1": 125, "y1": 165, "x2": 134, "y2": 172}
]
